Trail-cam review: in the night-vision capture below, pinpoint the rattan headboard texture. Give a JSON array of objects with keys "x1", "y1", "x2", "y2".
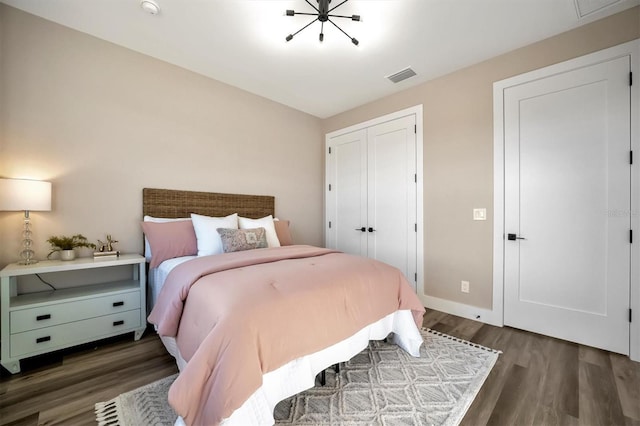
[{"x1": 142, "y1": 188, "x2": 275, "y2": 219}]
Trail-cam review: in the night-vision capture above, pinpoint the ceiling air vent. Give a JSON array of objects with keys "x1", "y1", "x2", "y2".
[
  {"x1": 386, "y1": 67, "x2": 417, "y2": 84},
  {"x1": 574, "y1": 0, "x2": 621, "y2": 18}
]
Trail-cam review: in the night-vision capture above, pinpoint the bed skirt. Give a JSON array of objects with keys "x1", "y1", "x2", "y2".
[{"x1": 161, "y1": 309, "x2": 423, "y2": 426}]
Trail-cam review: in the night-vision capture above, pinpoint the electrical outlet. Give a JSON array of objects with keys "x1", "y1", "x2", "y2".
[{"x1": 461, "y1": 280, "x2": 470, "y2": 293}]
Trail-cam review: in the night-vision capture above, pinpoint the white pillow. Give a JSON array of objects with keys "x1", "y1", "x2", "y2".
[
  {"x1": 143, "y1": 215, "x2": 191, "y2": 261},
  {"x1": 238, "y1": 215, "x2": 281, "y2": 248},
  {"x1": 191, "y1": 213, "x2": 239, "y2": 256}
]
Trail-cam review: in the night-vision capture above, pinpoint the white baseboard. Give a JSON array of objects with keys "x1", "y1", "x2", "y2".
[{"x1": 420, "y1": 294, "x2": 503, "y2": 327}]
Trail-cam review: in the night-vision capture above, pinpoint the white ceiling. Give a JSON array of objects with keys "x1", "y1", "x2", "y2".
[{"x1": 2, "y1": 0, "x2": 638, "y2": 118}]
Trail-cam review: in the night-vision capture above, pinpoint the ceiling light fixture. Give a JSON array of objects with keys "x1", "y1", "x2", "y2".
[
  {"x1": 285, "y1": 0, "x2": 361, "y2": 46},
  {"x1": 140, "y1": 0, "x2": 160, "y2": 16}
]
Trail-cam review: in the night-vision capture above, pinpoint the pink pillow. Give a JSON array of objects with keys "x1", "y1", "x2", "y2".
[
  {"x1": 141, "y1": 220, "x2": 197, "y2": 268},
  {"x1": 274, "y1": 220, "x2": 293, "y2": 246}
]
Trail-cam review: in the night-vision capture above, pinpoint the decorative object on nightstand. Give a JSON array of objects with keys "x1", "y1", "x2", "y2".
[
  {"x1": 0, "y1": 178, "x2": 52, "y2": 265},
  {"x1": 95, "y1": 234, "x2": 120, "y2": 258},
  {"x1": 46, "y1": 234, "x2": 96, "y2": 261}
]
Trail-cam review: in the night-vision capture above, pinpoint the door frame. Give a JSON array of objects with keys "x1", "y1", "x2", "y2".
[
  {"x1": 492, "y1": 39, "x2": 640, "y2": 361},
  {"x1": 325, "y1": 105, "x2": 424, "y2": 298}
]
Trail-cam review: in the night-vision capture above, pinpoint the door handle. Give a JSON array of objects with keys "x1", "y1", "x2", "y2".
[
  {"x1": 355, "y1": 227, "x2": 366, "y2": 232},
  {"x1": 368, "y1": 227, "x2": 376, "y2": 232},
  {"x1": 507, "y1": 233, "x2": 526, "y2": 241}
]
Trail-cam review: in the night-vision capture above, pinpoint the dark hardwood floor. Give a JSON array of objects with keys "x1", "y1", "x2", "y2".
[{"x1": 1, "y1": 310, "x2": 639, "y2": 425}]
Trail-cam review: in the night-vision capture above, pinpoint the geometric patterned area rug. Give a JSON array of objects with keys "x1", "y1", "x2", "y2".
[
  {"x1": 95, "y1": 375, "x2": 179, "y2": 426},
  {"x1": 95, "y1": 329, "x2": 500, "y2": 426},
  {"x1": 274, "y1": 329, "x2": 500, "y2": 425}
]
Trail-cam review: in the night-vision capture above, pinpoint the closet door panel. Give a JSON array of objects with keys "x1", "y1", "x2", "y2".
[
  {"x1": 326, "y1": 129, "x2": 367, "y2": 256},
  {"x1": 367, "y1": 116, "x2": 417, "y2": 282}
]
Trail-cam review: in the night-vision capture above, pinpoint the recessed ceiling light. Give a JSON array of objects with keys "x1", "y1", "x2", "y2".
[{"x1": 140, "y1": 0, "x2": 160, "y2": 15}]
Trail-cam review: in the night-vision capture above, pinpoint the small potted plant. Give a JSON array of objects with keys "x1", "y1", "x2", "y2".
[{"x1": 46, "y1": 234, "x2": 96, "y2": 261}]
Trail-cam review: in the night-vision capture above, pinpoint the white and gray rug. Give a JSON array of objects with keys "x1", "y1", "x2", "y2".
[{"x1": 95, "y1": 329, "x2": 500, "y2": 426}]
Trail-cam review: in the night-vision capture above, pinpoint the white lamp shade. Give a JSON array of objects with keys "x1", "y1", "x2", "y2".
[{"x1": 0, "y1": 178, "x2": 52, "y2": 211}]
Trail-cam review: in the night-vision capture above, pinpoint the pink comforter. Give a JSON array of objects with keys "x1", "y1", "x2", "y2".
[{"x1": 148, "y1": 245, "x2": 425, "y2": 425}]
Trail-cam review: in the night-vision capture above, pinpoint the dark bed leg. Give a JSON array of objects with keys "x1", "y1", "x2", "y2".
[{"x1": 318, "y1": 364, "x2": 339, "y2": 386}]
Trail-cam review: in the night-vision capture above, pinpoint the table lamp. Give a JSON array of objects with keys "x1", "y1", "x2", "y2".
[{"x1": 0, "y1": 178, "x2": 52, "y2": 264}]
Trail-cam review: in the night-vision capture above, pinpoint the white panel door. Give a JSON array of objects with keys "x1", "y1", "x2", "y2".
[
  {"x1": 326, "y1": 115, "x2": 418, "y2": 290},
  {"x1": 504, "y1": 56, "x2": 631, "y2": 354},
  {"x1": 326, "y1": 129, "x2": 367, "y2": 256},
  {"x1": 367, "y1": 116, "x2": 417, "y2": 284}
]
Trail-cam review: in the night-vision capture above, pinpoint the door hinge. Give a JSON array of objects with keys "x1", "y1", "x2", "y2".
[
  {"x1": 328, "y1": 221, "x2": 332, "y2": 229},
  {"x1": 631, "y1": 150, "x2": 634, "y2": 165},
  {"x1": 630, "y1": 72, "x2": 633, "y2": 86},
  {"x1": 414, "y1": 125, "x2": 417, "y2": 134},
  {"x1": 414, "y1": 273, "x2": 417, "y2": 282},
  {"x1": 630, "y1": 229, "x2": 633, "y2": 243},
  {"x1": 629, "y1": 308, "x2": 633, "y2": 322},
  {"x1": 329, "y1": 146, "x2": 332, "y2": 154},
  {"x1": 414, "y1": 173, "x2": 417, "y2": 183},
  {"x1": 328, "y1": 184, "x2": 332, "y2": 191},
  {"x1": 415, "y1": 223, "x2": 417, "y2": 232}
]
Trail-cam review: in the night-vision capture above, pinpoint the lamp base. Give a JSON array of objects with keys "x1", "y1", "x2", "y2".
[{"x1": 19, "y1": 212, "x2": 39, "y2": 265}]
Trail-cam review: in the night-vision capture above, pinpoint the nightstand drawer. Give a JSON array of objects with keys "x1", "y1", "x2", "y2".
[
  {"x1": 10, "y1": 309, "x2": 141, "y2": 358},
  {"x1": 10, "y1": 290, "x2": 140, "y2": 334}
]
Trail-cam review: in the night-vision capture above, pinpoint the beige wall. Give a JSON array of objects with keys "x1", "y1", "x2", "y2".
[
  {"x1": 0, "y1": 4, "x2": 324, "y2": 270},
  {"x1": 323, "y1": 7, "x2": 640, "y2": 310},
  {"x1": 1, "y1": 4, "x2": 638, "y2": 307}
]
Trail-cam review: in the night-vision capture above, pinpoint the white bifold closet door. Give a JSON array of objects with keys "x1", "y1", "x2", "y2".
[{"x1": 326, "y1": 115, "x2": 417, "y2": 291}]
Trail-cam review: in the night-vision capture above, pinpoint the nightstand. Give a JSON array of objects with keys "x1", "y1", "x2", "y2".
[{"x1": 0, "y1": 254, "x2": 146, "y2": 374}]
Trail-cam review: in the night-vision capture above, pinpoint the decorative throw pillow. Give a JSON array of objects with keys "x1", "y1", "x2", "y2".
[
  {"x1": 238, "y1": 215, "x2": 281, "y2": 247},
  {"x1": 141, "y1": 220, "x2": 198, "y2": 268},
  {"x1": 191, "y1": 213, "x2": 239, "y2": 256},
  {"x1": 274, "y1": 220, "x2": 293, "y2": 246},
  {"x1": 217, "y1": 227, "x2": 268, "y2": 253}
]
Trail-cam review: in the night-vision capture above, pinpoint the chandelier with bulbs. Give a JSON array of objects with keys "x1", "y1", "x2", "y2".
[{"x1": 285, "y1": 0, "x2": 361, "y2": 45}]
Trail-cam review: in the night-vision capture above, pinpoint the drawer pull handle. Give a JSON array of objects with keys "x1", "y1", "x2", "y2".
[
  {"x1": 113, "y1": 320, "x2": 125, "y2": 326},
  {"x1": 113, "y1": 301, "x2": 124, "y2": 307},
  {"x1": 36, "y1": 336, "x2": 51, "y2": 344},
  {"x1": 36, "y1": 314, "x2": 51, "y2": 321}
]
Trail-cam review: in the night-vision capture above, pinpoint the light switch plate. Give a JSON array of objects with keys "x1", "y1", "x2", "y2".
[{"x1": 473, "y1": 208, "x2": 486, "y2": 221}]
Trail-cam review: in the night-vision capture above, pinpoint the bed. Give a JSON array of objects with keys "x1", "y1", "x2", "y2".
[{"x1": 142, "y1": 188, "x2": 426, "y2": 426}]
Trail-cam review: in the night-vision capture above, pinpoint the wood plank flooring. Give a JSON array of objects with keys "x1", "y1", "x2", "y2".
[{"x1": 1, "y1": 310, "x2": 639, "y2": 425}]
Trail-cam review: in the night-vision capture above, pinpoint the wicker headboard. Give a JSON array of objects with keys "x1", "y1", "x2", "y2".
[{"x1": 142, "y1": 188, "x2": 275, "y2": 219}]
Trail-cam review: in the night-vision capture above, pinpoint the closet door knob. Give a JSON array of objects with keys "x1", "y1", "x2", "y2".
[
  {"x1": 355, "y1": 227, "x2": 366, "y2": 232},
  {"x1": 368, "y1": 227, "x2": 376, "y2": 232}
]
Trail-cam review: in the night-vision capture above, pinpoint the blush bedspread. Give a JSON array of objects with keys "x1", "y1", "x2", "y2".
[{"x1": 148, "y1": 245, "x2": 425, "y2": 426}]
